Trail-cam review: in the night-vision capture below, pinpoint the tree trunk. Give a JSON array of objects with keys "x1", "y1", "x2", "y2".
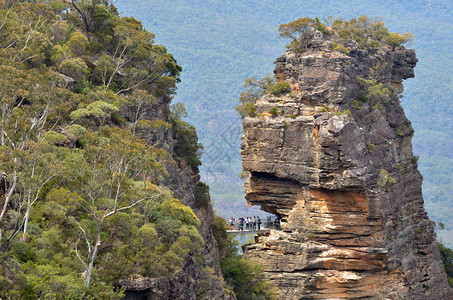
[
  {"x1": 84, "y1": 225, "x2": 102, "y2": 287},
  {"x1": 0, "y1": 172, "x2": 17, "y2": 222},
  {"x1": 22, "y1": 199, "x2": 30, "y2": 240}
]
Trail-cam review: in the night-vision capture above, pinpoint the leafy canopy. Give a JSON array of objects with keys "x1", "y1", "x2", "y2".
[
  {"x1": 278, "y1": 15, "x2": 413, "y2": 52},
  {"x1": 0, "y1": 0, "x2": 206, "y2": 298}
]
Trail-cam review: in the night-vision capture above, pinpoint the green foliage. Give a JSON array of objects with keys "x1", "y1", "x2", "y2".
[
  {"x1": 332, "y1": 41, "x2": 350, "y2": 54},
  {"x1": 358, "y1": 77, "x2": 392, "y2": 103},
  {"x1": 278, "y1": 15, "x2": 413, "y2": 52},
  {"x1": 211, "y1": 215, "x2": 229, "y2": 255},
  {"x1": 269, "y1": 107, "x2": 278, "y2": 115},
  {"x1": 268, "y1": 81, "x2": 291, "y2": 96},
  {"x1": 236, "y1": 101, "x2": 256, "y2": 119},
  {"x1": 235, "y1": 75, "x2": 274, "y2": 119},
  {"x1": 0, "y1": 0, "x2": 180, "y2": 97},
  {"x1": 101, "y1": 209, "x2": 203, "y2": 280},
  {"x1": 160, "y1": 198, "x2": 200, "y2": 227},
  {"x1": 312, "y1": 17, "x2": 330, "y2": 34},
  {"x1": 378, "y1": 169, "x2": 397, "y2": 190},
  {"x1": 50, "y1": 44, "x2": 71, "y2": 65},
  {"x1": 170, "y1": 103, "x2": 202, "y2": 173},
  {"x1": 438, "y1": 242, "x2": 453, "y2": 287},
  {"x1": 221, "y1": 238, "x2": 276, "y2": 300},
  {"x1": 44, "y1": 130, "x2": 67, "y2": 144},
  {"x1": 66, "y1": 32, "x2": 89, "y2": 56},
  {"x1": 357, "y1": 76, "x2": 392, "y2": 115},
  {"x1": 68, "y1": 124, "x2": 88, "y2": 138},
  {"x1": 0, "y1": 116, "x2": 201, "y2": 295},
  {"x1": 367, "y1": 83, "x2": 392, "y2": 102},
  {"x1": 59, "y1": 57, "x2": 89, "y2": 81},
  {"x1": 278, "y1": 17, "x2": 314, "y2": 51},
  {"x1": 385, "y1": 32, "x2": 414, "y2": 49},
  {"x1": 351, "y1": 99, "x2": 361, "y2": 110},
  {"x1": 332, "y1": 15, "x2": 413, "y2": 50},
  {"x1": 194, "y1": 182, "x2": 211, "y2": 209},
  {"x1": 341, "y1": 109, "x2": 351, "y2": 115},
  {"x1": 10, "y1": 240, "x2": 36, "y2": 263},
  {"x1": 70, "y1": 100, "x2": 119, "y2": 126},
  {"x1": 0, "y1": 0, "x2": 204, "y2": 297},
  {"x1": 367, "y1": 142, "x2": 375, "y2": 153}
]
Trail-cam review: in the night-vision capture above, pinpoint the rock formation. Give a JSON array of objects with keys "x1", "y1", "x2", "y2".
[{"x1": 241, "y1": 28, "x2": 452, "y2": 299}]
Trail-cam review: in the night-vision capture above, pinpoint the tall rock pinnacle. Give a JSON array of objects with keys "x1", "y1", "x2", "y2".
[{"x1": 241, "y1": 23, "x2": 452, "y2": 299}]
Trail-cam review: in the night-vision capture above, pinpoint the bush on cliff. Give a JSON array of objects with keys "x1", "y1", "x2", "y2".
[
  {"x1": 438, "y1": 242, "x2": 453, "y2": 287},
  {"x1": 170, "y1": 103, "x2": 203, "y2": 173},
  {"x1": 269, "y1": 81, "x2": 291, "y2": 96},
  {"x1": 331, "y1": 15, "x2": 413, "y2": 50},
  {"x1": 236, "y1": 75, "x2": 291, "y2": 119},
  {"x1": 235, "y1": 75, "x2": 274, "y2": 118},
  {"x1": 278, "y1": 17, "x2": 315, "y2": 51},
  {"x1": 220, "y1": 237, "x2": 276, "y2": 300},
  {"x1": 278, "y1": 15, "x2": 413, "y2": 52},
  {"x1": 211, "y1": 215, "x2": 229, "y2": 256},
  {"x1": 213, "y1": 218, "x2": 276, "y2": 299}
]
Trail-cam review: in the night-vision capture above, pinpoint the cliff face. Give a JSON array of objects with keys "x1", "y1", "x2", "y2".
[{"x1": 241, "y1": 30, "x2": 452, "y2": 299}]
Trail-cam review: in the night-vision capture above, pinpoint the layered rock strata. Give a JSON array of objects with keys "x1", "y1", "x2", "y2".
[{"x1": 241, "y1": 30, "x2": 452, "y2": 299}]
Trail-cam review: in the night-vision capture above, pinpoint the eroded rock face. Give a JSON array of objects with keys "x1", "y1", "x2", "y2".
[
  {"x1": 120, "y1": 254, "x2": 233, "y2": 300},
  {"x1": 241, "y1": 31, "x2": 452, "y2": 299}
]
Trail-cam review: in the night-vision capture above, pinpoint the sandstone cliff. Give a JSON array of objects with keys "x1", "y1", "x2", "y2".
[{"x1": 241, "y1": 28, "x2": 452, "y2": 299}]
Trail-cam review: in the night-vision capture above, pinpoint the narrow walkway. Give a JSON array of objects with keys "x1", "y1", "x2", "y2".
[{"x1": 226, "y1": 229, "x2": 272, "y2": 235}]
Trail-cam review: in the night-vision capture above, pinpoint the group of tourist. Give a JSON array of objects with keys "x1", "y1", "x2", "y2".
[{"x1": 228, "y1": 216, "x2": 262, "y2": 231}]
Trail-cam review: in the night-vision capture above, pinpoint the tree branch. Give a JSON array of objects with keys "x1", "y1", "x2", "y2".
[
  {"x1": 75, "y1": 219, "x2": 91, "y2": 258},
  {"x1": 104, "y1": 195, "x2": 156, "y2": 219},
  {"x1": 75, "y1": 238, "x2": 88, "y2": 269}
]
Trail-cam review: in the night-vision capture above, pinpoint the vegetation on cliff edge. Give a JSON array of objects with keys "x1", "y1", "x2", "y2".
[
  {"x1": 439, "y1": 242, "x2": 453, "y2": 287},
  {"x1": 279, "y1": 15, "x2": 413, "y2": 52},
  {"x1": 212, "y1": 216, "x2": 276, "y2": 299}
]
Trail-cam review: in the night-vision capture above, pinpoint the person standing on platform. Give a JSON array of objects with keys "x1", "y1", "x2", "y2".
[{"x1": 274, "y1": 217, "x2": 281, "y2": 230}]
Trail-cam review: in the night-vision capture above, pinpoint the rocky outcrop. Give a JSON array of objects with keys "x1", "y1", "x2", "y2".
[
  {"x1": 241, "y1": 29, "x2": 452, "y2": 299},
  {"x1": 120, "y1": 253, "x2": 233, "y2": 300}
]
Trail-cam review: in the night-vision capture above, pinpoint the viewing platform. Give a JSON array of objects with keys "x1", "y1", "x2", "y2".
[
  {"x1": 226, "y1": 228, "x2": 272, "y2": 236},
  {"x1": 226, "y1": 218, "x2": 282, "y2": 236}
]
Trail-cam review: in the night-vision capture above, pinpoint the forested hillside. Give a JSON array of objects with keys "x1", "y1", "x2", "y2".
[
  {"x1": 0, "y1": 0, "x2": 231, "y2": 297},
  {"x1": 117, "y1": 0, "x2": 453, "y2": 246}
]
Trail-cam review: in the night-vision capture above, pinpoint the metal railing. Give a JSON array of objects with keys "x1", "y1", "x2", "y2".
[{"x1": 226, "y1": 216, "x2": 281, "y2": 232}]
